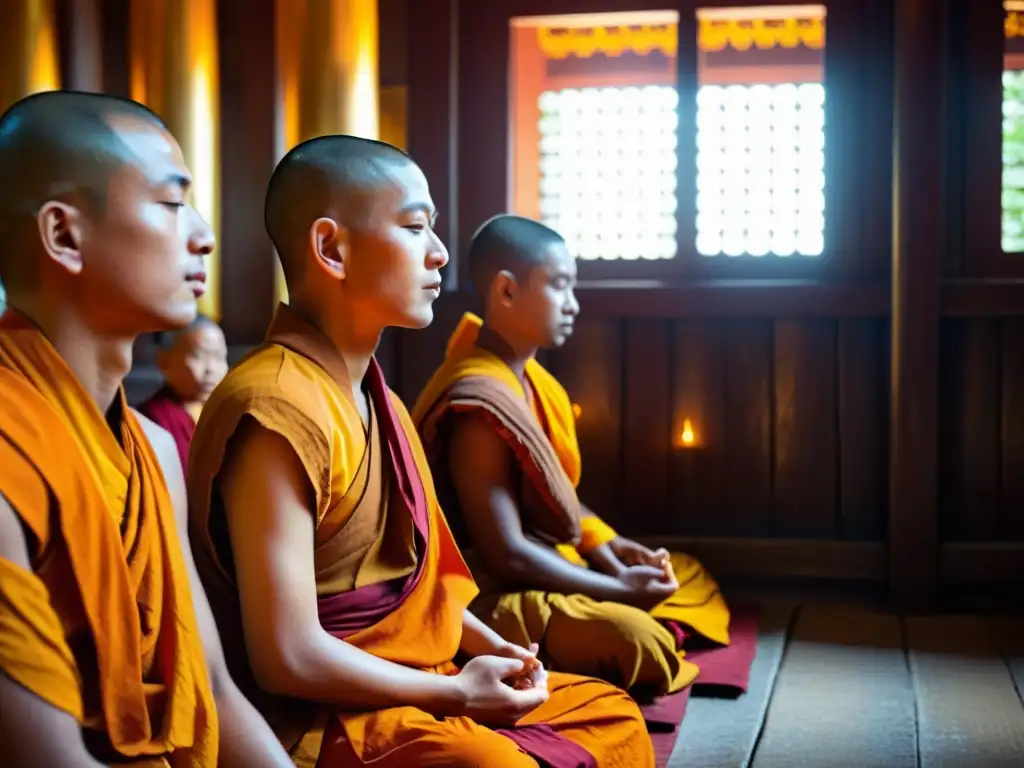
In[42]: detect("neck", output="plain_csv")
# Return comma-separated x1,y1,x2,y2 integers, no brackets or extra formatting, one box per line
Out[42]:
12,301,134,414
289,298,380,392
476,323,536,382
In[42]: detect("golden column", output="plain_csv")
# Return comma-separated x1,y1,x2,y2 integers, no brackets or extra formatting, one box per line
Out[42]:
130,0,221,320
275,0,379,303
0,0,60,313
0,0,61,113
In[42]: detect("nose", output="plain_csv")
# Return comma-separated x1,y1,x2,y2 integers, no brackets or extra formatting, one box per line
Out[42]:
427,230,449,270
188,206,216,257
566,289,580,316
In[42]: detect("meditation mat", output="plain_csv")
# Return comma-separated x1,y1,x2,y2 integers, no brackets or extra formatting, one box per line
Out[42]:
644,602,762,767
909,615,1024,768
751,605,917,768
668,601,793,768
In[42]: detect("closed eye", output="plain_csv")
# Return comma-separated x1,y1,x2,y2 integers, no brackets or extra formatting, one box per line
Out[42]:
162,202,185,209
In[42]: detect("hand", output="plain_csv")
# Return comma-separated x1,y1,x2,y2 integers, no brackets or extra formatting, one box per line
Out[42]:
611,538,671,575
618,564,679,610
454,655,551,725
492,642,548,691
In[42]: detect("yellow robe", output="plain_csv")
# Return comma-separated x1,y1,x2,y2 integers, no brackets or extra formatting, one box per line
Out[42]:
0,312,217,766
187,304,654,768
412,312,731,696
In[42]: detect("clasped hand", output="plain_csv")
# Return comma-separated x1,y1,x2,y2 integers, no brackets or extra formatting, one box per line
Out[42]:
454,642,549,725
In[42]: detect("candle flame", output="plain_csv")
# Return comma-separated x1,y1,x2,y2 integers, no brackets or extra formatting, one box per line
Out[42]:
681,419,695,446
572,403,582,419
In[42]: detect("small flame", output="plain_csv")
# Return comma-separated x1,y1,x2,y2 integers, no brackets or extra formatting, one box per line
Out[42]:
681,419,695,446
572,403,582,419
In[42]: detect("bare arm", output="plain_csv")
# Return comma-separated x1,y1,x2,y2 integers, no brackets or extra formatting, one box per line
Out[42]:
217,419,467,716
0,495,104,768
576,503,628,577
134,412,293,767
447,413,632,602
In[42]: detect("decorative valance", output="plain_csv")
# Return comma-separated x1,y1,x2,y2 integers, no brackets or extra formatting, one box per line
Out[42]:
537,17,825,60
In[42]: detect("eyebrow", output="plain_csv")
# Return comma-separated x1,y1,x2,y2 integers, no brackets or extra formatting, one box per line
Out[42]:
157,172,191,192
400,202,438,224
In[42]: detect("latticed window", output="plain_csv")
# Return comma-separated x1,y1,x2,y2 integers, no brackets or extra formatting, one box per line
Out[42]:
510,6,827,264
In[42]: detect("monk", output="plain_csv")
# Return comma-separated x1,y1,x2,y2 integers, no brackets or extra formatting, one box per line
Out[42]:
187,135,654,767
140,314,229,472
411,214,732,698
0,91,293,767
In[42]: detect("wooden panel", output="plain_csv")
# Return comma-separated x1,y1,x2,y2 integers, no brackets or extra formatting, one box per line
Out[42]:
669,320,724,537
721,320,773,536
545,319,623,527
773,320,838,538
99,0,129,97
217,0,277,345
837,319,888,539
1001,318,1024,540
621,320,670,536
941,318,1000,541
55,0,103,92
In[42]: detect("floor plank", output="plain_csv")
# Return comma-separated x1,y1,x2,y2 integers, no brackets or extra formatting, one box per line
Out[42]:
750,605,917,767
668,601,794,768
909,616,1024,767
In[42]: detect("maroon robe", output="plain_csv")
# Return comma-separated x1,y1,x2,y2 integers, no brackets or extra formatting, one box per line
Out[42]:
138,386,195,473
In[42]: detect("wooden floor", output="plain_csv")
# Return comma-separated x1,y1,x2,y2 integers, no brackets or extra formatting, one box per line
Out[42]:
669,601,1024,767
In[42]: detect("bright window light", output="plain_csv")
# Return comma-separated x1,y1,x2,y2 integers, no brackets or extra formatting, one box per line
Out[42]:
1004,69,1024,253
538,86,680,261
537,82,826,260
696,82,826,258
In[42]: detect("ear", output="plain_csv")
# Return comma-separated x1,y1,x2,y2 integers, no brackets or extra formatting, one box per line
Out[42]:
309,217,349,281
492,269,519,309
36,202,86,276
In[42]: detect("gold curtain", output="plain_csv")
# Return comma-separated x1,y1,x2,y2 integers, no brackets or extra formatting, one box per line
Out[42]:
130,0,221,320
0,0,60,114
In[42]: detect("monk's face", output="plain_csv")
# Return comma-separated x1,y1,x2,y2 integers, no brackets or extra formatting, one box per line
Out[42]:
159,323,228,402
49,117,214,335
514,242,579,349
343,162,449,329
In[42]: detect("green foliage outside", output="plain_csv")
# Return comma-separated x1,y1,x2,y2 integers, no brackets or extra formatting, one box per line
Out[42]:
1004,69,1024,252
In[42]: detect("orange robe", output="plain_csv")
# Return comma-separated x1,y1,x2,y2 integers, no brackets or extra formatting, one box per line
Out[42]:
412,312,732,697
0,311,217,766
187,304,654,768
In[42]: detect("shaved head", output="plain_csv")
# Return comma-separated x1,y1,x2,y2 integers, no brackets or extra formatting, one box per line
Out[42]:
157,312,218,350
467,214,567,301
0,90,166,289
264,134,418,288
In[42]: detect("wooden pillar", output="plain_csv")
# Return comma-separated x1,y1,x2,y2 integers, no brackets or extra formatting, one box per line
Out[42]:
889,0,947,611
217,0,277,345
54,0,103,92
275,0,379,303
0,0,61,113
129,0,221,320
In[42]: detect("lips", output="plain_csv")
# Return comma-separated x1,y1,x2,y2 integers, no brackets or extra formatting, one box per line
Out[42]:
187,271,208,298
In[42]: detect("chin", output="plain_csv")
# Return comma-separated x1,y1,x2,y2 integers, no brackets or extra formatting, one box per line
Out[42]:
157,299,199,331
399,306,435,330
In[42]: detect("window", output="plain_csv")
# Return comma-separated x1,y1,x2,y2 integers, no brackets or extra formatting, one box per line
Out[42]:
695,6,826,259
510,11,680,262
509,6,827,265
1005,2,1024,253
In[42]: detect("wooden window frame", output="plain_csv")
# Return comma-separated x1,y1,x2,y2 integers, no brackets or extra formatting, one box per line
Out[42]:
440,0,893,289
